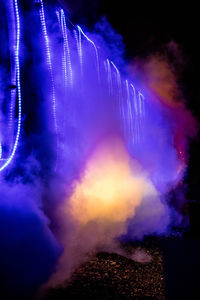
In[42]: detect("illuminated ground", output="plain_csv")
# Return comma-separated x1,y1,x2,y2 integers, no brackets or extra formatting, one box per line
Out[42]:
42,233,200,299
44,238,165,299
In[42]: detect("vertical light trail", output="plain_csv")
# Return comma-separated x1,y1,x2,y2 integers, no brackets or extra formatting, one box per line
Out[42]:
60,9,73,87
139,92,145,142
56,10,67,88
6,1,17,153
0,142,2,159
9,88,16,142
0,0,22,172
130,84,138,116
126,80,134,139
138,91,145,142
138,91,143,115
56,10,60,22
138,91,145,117
110,61,122,97
74,28,83,78
103,60,108,89
110,61,124,120
104,60,107,75
106,59,113,96
77,25,100,83
131,84,139,144
36,0,58,162
109,60,128,131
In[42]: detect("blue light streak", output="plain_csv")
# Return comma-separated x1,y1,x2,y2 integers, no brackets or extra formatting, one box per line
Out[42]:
138,91,145,117
130,84,138,116
77,25,100,82
0,2,146,172
74,28,83,78
36,0,58,156
110,61,123,117
0,0,22,172
130,84,139,143
60,9,73,87
8,89,16,137
126,80,134,138
106,59,113,95
56,10,67,88
110,60,122,97
6,1,17,152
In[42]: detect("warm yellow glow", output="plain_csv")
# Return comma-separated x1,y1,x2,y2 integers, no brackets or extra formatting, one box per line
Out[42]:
46,138,159,287
143,55,181,106
68,138,157,225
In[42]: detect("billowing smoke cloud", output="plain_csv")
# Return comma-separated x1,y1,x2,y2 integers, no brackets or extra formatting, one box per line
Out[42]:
128,52,197,218
44,34,197,289
130,52,197,162
47,137,166,286
0,171,61,298
0,0,197,297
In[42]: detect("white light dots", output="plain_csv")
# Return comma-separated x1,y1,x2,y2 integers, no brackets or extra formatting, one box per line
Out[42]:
0,0,22,172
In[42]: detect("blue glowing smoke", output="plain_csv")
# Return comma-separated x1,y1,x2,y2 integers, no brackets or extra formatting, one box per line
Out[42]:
0,0,197,297
0,0,145,174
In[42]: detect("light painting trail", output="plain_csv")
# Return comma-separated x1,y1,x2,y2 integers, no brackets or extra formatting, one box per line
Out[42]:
57,10,68,88
0,0,145,172
106,59,113,96
0,0,22,172
74,27,83,78
0,0,197,296
77,25,100,83
60,9,73,87
36,0,58,153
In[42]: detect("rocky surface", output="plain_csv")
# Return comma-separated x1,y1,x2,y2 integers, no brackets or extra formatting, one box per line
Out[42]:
44,238,165,299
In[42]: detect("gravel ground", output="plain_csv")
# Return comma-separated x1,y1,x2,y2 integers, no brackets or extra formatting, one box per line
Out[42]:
44,238,165,299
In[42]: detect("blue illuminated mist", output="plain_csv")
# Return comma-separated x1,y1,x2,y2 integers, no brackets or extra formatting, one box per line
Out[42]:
0,0,196,297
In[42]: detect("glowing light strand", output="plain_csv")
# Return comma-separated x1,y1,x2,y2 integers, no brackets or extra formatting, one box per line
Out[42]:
77,25,100,82
138,92,143,115
74,28,83,78
7,1,17,151
0,0,22,172
61,15,145,116
106,59,113,95
60,9,73,87
130,84,139,143
126,80,134,138
138,91,145,117
110,61,121,88
37,0,58,153
130,84,138,116
9,88,16,139
7,2,16,135
110,61,124,121
56,10,67,88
